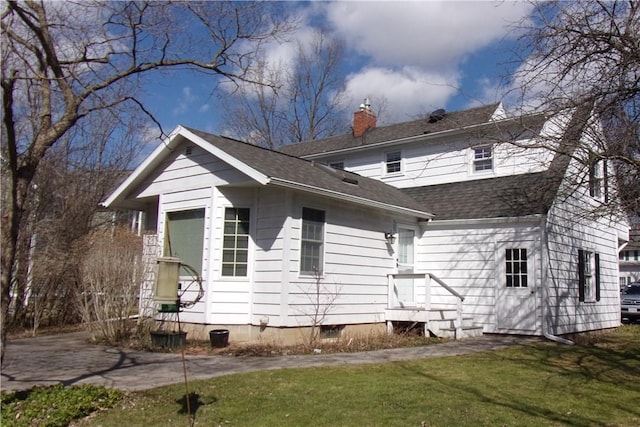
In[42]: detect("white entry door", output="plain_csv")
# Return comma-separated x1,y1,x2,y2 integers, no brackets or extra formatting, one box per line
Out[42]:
396,227,416,306
496,242,538,332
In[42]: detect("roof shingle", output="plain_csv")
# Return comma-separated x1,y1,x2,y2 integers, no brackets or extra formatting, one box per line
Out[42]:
279,103,512,158
185,127,431,217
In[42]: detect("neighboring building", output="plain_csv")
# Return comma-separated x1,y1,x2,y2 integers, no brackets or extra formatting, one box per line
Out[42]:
104,102,629,342
620,220,640,288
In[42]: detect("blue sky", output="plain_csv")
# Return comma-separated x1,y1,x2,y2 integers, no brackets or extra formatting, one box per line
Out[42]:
142,1,534,137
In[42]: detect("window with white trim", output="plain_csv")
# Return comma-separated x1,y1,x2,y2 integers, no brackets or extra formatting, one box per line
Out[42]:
385,151,402,175
300,208,325,275
222,207,250,277
473,145,493,172
578,249,600,303
589,159,607,200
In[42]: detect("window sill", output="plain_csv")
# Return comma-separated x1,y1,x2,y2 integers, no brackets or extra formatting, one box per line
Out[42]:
382,173,403,179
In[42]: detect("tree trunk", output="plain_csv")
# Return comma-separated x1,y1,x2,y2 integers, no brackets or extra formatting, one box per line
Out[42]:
1,172,32,365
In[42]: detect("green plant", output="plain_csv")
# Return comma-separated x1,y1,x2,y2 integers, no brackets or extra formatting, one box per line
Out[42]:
1,384,122,427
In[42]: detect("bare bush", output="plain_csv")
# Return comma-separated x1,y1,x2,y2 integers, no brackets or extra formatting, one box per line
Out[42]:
298,269,342,349
76,227,144,343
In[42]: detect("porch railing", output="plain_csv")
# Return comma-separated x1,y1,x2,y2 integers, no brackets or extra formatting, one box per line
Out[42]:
387,272,465,337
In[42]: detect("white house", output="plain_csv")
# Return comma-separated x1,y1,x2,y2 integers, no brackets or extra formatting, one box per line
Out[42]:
104,102,629,342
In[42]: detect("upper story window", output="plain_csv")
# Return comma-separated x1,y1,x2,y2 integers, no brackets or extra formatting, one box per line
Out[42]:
473,145,493,172
329,161,345,170
589,159,606,200
300,207,325,275
385,151,402,175
222,207,250,277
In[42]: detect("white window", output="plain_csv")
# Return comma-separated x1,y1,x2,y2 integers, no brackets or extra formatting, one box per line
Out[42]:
385,151,402,175
300,208,325,275
473,145,493,172
589,159,605,199
578,249,600,302
221,208,250,277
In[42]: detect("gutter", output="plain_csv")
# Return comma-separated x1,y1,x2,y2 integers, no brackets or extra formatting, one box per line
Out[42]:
540,215,574,345
425,214,545,228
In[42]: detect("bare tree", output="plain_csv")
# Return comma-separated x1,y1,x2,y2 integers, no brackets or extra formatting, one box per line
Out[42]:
511,0,639,216
223,29,349,148
8,108,145,334
0,0,296,363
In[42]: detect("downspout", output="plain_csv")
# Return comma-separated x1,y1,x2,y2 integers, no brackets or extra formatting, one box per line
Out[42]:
541,215,575,345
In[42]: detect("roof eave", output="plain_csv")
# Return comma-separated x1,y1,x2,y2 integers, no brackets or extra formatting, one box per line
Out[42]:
424,214,546,228
270,177,434,220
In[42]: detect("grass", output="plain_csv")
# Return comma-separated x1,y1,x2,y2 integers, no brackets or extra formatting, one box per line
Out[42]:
70,326,640,427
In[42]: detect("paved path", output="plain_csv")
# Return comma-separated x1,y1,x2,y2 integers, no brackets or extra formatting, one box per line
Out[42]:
1,332,537,392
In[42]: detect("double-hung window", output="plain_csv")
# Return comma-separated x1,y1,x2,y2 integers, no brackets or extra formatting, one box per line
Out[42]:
222,208,250,277
385,151,402,175
589,159,606,200
473,145,493,172
578,249,600,302
300,208,325,275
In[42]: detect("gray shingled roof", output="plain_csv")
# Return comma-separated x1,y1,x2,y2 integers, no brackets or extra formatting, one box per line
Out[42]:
279,103,545,158
399,103,596,221
185,127,432,217
401,171,561,221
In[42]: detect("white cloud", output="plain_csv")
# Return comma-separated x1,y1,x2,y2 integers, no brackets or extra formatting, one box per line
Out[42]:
324,1,532,71
173,86,196,116
314,1,533,119
342,66,459,122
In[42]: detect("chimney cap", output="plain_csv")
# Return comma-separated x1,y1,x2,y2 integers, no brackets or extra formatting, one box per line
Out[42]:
359,98,371,111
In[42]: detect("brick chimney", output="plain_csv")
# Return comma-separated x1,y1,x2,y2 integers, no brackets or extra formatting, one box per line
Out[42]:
353,98,376,138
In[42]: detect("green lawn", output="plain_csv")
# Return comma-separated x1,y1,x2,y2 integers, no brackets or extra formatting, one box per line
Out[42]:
79,326,640,426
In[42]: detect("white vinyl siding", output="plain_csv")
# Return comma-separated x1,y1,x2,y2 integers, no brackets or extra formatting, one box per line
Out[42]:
334,136,552,188
421,222,541,334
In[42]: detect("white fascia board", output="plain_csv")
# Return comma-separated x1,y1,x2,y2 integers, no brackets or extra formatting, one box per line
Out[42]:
102,128,182,208
270,177,434,220
178,127,270,185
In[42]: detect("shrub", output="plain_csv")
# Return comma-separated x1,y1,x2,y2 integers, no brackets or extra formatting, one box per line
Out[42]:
76,227,145,344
